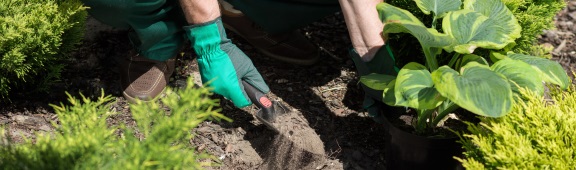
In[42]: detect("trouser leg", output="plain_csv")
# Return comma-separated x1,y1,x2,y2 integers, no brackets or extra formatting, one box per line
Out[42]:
224,0,340,33
82,0,186,61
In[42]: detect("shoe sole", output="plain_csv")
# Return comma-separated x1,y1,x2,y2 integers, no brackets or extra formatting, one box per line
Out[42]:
123,88,166,104
123,91,152,104
223,23,320,66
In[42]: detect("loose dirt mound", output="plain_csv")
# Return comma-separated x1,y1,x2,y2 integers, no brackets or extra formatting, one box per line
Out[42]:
273,109,326,155
195,98,343,170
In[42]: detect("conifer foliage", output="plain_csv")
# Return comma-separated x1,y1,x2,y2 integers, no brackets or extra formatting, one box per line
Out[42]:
0,0,87,99
458,85,576,169
502,0,566,54
0,78,229,169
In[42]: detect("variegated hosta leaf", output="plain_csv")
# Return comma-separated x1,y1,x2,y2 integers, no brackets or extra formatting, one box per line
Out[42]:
508,53,571,89
377,3,454,48
443,0,521,54
491,58,544,96
382,79,398,106
490,51,507,63
360,73,396,90
432,62,512,117
384,23,454,48
394,62,445,110
463,0,521,46
464,0,519,27
455,54,488,69
377,3,424,23
442,10,488,53
414,0,462,18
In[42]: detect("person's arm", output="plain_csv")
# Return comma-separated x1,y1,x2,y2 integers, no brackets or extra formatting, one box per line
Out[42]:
179,0,221,24
339,0,385,62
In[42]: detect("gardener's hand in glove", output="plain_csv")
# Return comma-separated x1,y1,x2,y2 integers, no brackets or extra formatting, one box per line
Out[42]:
350,44,399,100
350,44,399,122
184,18,270,108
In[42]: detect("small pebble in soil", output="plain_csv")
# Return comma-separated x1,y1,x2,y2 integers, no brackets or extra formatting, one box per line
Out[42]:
334,108,345,116
341,70,348,77
569,2,576,11
276,79,289,83
225,144,234,154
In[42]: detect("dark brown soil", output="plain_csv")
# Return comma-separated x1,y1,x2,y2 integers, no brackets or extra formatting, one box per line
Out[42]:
2,1,575,169
540,0,576,79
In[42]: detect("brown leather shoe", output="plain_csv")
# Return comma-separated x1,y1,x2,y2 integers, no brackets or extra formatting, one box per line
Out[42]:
120,52,175,103
219,1,320,66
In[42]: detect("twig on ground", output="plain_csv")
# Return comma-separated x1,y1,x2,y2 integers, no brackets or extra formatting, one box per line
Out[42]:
319,46,344,61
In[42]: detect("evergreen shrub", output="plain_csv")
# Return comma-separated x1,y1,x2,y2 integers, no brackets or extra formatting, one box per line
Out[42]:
457,85,576,169
502,0,566,55
0,78,230,169
0,0,87,99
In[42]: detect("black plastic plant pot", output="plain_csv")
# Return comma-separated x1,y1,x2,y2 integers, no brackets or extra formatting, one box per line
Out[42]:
382,114,464,170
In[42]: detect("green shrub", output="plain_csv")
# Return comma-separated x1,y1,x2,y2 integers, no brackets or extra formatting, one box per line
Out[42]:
502,0,566,55
457,85,576,169
0,0,87,99
0,78,230,169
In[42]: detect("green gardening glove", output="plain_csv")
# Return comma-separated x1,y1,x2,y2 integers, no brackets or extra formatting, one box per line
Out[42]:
350,44,399,123
350,44,399,100
184,18,270,108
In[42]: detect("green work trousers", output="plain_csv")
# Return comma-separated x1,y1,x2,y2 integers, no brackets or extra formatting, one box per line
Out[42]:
83,0,339,61
224,0,340,33
83,0,187,61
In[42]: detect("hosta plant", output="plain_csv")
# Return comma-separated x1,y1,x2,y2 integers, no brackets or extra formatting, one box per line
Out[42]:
385,0,566,59
361,0,571,134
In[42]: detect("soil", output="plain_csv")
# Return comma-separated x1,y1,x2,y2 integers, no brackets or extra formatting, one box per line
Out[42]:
1,1,575,169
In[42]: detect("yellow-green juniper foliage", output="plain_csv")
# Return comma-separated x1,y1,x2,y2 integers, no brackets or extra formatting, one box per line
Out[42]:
0,0,86,99
502,0,566,55
458,85,576,169
0,78,230,169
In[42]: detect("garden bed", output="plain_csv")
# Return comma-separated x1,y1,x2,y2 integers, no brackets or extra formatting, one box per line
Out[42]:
1,1,575,169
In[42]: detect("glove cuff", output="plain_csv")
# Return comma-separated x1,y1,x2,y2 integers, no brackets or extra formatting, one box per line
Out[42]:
183,17,231,57
349,44,399,77
184,17,221,28
350,48,371,76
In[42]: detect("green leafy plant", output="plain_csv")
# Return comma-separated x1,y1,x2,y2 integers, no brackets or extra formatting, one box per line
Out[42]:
0,78,230,169
457,85,576,169
361,0,571,134
385,0,565,64
0,0,86,100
